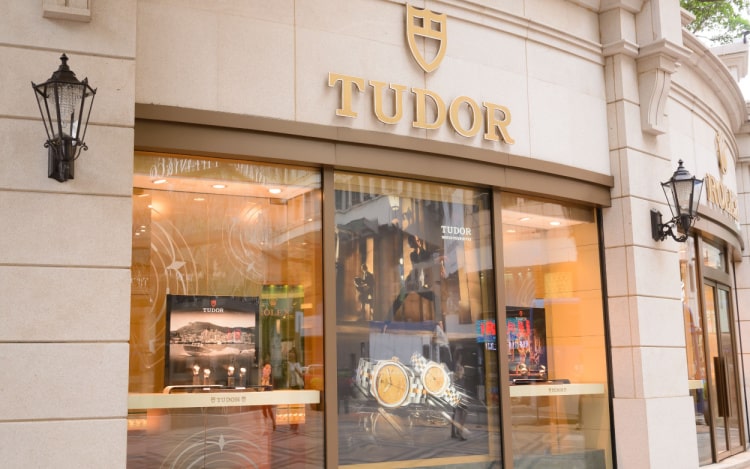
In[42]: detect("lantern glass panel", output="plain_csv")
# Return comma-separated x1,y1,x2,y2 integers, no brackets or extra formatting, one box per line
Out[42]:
673,178,695,215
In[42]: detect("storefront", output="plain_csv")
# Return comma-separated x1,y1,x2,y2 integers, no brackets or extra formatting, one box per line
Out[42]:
127,118,613,467
126,6,616,466
3,1,750,469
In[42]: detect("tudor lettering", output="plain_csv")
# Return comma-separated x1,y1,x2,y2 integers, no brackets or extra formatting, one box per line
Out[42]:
328,72,514,144
441,225,472,240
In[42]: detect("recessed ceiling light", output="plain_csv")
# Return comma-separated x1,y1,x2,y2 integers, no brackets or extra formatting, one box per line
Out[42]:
550,221,561,226
212,184,227,189
507,229,516,233
519,217,531,222
194,197,206,202
269,188,282,194
152,179,167,184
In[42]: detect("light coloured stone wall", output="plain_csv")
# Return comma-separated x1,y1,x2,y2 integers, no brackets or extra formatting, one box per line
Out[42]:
736,143,750,465
0,1,136,468
601,2,706,468
135,0,611,175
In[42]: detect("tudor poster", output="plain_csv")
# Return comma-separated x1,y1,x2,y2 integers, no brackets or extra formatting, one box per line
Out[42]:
165,295,259,387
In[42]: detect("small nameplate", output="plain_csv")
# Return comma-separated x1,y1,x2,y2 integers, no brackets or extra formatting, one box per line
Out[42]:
209,395,249,405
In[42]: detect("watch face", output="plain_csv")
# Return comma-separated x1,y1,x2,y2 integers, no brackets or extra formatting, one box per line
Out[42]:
422,363,449,396
372,362,410,408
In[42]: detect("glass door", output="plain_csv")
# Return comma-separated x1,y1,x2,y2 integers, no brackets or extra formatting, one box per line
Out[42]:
704,281,743,461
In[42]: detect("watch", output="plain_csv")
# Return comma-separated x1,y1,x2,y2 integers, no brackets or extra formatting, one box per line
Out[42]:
411,353,461,407
357,357,425,408
411,353,450,398
372,359,412,408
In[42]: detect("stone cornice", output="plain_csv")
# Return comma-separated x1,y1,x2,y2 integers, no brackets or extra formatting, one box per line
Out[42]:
599,0,644,14
681,32,747,131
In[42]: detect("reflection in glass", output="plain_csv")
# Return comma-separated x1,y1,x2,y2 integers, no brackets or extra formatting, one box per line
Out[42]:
702,241,725,272
705,282,743,459
680,238,711,465
705,286,726,455
334,172,501,468
717,288,742,450
502,194,612,468
128,152,323,468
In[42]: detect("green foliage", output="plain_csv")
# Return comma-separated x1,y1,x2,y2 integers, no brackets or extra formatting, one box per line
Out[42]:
681,0,750,44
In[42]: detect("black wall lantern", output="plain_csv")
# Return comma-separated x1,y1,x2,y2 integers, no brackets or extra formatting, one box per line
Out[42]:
32,54,96,182
651,160,704,242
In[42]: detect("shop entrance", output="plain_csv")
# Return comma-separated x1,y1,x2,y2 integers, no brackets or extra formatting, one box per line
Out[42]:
681,237,745,465
704,281,744,461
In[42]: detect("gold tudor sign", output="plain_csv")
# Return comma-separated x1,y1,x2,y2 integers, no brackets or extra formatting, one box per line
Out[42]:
327,4,515,145
406,4,447,73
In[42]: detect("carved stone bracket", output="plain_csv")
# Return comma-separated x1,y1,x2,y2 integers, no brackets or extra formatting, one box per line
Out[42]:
636,39,691,135
43,0,91,22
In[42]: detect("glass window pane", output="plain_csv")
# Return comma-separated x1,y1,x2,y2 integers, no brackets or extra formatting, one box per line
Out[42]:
334,172,501,468
702,241,725,271
128,152,323,467
502,194,612,468
680,238,711,465
704,285,728,454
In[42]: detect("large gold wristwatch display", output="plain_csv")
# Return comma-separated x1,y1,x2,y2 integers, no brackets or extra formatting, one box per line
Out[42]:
410,353,462,407
410,353,448,397
357,358,426,408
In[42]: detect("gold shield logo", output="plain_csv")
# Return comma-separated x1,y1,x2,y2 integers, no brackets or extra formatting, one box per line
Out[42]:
406,4,447,73
715,132,728,175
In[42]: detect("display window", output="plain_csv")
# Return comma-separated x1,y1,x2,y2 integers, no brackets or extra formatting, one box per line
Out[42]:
501,194,612,468
333,172,502,467
128,152,323,467
126,152,616,468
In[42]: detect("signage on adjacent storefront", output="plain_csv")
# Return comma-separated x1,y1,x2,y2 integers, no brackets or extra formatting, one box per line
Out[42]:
705,174,739,222
327,4,515,145
705,133,740,222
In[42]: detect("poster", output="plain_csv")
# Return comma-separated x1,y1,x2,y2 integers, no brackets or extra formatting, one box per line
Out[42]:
165,295,259,388
506,307,548,381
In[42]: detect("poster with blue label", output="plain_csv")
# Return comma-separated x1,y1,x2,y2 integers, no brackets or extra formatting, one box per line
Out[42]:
507,307,548,382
